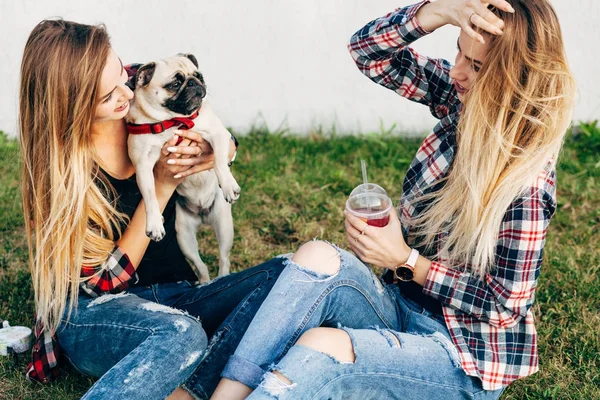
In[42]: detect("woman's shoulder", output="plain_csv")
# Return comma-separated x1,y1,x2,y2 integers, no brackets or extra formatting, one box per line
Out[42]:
533,160,557,196
515,160,557,212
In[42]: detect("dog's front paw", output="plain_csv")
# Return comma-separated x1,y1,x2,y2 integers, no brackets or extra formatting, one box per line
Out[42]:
146,219,166,242
220,180,241,204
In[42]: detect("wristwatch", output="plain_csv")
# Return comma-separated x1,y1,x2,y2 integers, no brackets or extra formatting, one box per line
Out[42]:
394,248,419,282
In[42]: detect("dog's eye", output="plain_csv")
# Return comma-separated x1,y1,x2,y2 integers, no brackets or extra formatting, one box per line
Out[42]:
166,81,181,91
193,72,204,83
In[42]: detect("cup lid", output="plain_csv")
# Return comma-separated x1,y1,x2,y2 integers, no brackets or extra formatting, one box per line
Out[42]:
346,192,392,219
349,183,388,197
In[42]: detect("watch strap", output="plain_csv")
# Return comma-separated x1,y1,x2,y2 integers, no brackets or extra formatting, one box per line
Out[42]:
405,248,419,268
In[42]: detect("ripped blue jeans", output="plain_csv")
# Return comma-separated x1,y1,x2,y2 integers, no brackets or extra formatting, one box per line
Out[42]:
222,245,504,400
56,257,285,400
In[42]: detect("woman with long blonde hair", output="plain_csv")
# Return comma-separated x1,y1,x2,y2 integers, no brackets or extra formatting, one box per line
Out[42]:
211,0,575,398
20,19,285,399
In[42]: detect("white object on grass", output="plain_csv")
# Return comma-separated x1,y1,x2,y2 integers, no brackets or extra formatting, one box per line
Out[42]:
0,323,33,355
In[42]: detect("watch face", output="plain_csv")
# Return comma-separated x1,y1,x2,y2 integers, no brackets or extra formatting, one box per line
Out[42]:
395,266,414,282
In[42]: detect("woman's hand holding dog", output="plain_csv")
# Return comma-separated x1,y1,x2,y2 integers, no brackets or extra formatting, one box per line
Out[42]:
161,129,237,179
153,135,188,197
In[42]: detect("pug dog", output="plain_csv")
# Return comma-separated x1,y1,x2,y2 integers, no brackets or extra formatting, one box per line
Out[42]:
125,54,240,283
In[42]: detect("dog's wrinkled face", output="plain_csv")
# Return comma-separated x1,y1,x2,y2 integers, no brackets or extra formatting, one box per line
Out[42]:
130,54,206,118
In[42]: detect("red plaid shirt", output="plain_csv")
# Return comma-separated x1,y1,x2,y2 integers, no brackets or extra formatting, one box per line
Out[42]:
26,247,136,383
348,1,556,390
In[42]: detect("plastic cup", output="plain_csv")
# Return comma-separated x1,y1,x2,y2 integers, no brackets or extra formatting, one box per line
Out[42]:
345,191,392,227
349,183,388,197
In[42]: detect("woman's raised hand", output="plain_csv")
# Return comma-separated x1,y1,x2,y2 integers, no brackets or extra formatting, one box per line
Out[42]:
418,0,514,43
443,0,514,42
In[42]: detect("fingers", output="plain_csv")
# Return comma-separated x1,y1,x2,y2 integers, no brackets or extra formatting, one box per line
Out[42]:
487,0,515,13
166,143,203,157
344,216,373,246
345,230,374,263
172,129,205,143
462,0,513,42
162,135,179,156
173,130,214,153
344,219,361,242
167,153,215,166
478,6,505,30
462,22,485,44
470,12,503,36
174,161,215,179
344,210,367,230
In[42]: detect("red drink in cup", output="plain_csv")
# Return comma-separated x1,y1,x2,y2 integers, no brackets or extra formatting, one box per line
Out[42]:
345,192,392,227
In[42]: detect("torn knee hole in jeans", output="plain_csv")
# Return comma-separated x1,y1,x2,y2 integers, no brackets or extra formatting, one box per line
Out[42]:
429,331,461,368
375,327,402,348
260,370,296,396
284,257,340,283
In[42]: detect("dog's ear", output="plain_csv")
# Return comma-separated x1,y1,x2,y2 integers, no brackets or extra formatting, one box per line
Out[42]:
179,53,198,68
136,62,156,88
125,77,135,90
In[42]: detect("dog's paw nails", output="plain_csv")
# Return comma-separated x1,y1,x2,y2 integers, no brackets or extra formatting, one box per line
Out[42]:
231,187,241,202
225,193,239,204
221,183,241,204
146,225,166,242
199,275,211,284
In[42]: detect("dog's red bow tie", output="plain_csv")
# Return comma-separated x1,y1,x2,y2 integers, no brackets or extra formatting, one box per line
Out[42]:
126,109,200,145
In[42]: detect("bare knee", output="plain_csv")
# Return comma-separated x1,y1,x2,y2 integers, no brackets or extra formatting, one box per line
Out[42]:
295,327,355,363
292,241,340,275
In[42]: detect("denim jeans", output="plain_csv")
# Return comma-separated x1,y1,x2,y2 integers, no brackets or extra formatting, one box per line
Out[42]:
57,257,285,400
222,246,505,400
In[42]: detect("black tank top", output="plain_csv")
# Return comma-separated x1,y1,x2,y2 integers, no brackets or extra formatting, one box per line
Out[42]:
100,169,197,286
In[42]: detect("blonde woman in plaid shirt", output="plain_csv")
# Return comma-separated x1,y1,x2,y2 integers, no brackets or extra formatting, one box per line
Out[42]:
213,0,575,398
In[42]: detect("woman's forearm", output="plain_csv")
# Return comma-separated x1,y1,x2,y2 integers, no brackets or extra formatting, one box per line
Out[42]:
411,254,434,286
415,0,450,32
116,185,175,268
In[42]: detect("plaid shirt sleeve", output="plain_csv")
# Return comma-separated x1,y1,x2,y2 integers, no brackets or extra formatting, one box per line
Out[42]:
347,1,457,119
422,169,557,328
25,320,60,384
79,246,137,297
26,246,136,383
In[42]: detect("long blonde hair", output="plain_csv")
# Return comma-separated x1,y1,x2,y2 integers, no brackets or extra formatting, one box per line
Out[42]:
19,20,125,333
411,0,576,276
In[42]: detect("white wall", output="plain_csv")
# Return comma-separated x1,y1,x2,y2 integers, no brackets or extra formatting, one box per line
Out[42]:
1,0,598,137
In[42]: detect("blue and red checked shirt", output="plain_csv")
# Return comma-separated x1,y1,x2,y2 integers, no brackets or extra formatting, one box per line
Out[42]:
26,247,137,383
348,1,557,390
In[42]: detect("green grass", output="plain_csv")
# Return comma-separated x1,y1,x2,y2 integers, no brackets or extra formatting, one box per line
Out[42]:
0,123,599,399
